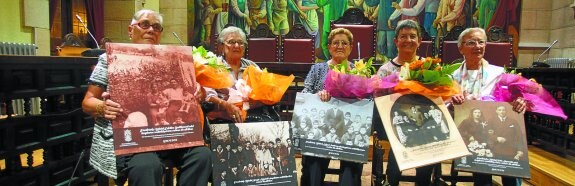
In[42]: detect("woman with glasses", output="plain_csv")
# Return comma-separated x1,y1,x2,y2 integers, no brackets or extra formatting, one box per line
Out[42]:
300,28,364,186
81,9,213,185
205,26,278,124
451,27,526,186
374,19,438,186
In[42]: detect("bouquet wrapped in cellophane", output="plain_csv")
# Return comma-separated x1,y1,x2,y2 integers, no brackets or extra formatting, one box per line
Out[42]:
324,58,397,98
192,46,234,89
243,65,295,105
490,73,567,119
394,57,461,100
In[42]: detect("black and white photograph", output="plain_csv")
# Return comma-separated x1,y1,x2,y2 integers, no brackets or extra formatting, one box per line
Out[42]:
209,121,297,186
291,92,374,163
107,43,204,155
375,93,469,171
453,100,531,178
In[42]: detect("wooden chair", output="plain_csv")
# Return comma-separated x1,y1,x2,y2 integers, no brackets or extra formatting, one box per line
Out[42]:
246,24,279,62
417,37,436,58
281,24,315,63
331,8,376,60
439,37,513,67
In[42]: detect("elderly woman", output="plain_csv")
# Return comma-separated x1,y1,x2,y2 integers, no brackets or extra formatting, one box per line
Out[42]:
81,9,212,185
374,19,439,186
451,27,526,186
299,28,363,186
206,26,278,123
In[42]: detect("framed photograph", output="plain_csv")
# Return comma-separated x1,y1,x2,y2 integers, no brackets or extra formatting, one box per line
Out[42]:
453,100,530,178
375,93,469,171
107,43,204,155
291,93,374,163
209,121,297,186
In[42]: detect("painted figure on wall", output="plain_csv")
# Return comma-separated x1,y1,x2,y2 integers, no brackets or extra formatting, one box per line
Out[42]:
202,0,216,45
476,0,498,29
488,0,520,56
366,0,398,60
350,0,379,22
296,0,321,49
389,0,439,37
249,0,269,28
390,0,423,22
229,0,252,34
433,0,466,36
317,0,348,59
267,0,305,35
204,0,229,44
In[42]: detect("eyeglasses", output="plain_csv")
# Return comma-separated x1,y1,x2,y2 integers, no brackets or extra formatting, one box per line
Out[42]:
132,21,163,32
464,40,486,47
225,40,246,46
330,40,350,47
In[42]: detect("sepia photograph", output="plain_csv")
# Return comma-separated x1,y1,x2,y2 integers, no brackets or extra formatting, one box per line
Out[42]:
291,93,374,163
209,121,297,186
107,43,204,155
375,93,469,171
453,100,530,178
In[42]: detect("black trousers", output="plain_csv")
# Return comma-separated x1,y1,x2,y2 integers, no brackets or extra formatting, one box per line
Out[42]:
116,146,213,186
473,173,519,186
372,106,438,186
300,155,364,186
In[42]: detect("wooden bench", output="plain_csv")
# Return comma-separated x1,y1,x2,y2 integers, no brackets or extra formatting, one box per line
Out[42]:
527,146,575,186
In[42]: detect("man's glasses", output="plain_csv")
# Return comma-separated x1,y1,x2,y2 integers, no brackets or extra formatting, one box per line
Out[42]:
330,40,350,47
225,40,246,46
133,21,163,32
464,40,486,47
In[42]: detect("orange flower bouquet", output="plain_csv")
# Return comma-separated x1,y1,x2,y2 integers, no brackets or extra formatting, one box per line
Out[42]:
242,65,295,105
394,57,462,99
192,46,234,89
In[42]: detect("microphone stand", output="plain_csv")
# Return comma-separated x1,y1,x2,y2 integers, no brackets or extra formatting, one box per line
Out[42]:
532,40,558,67
172,32,186,46
75,14,100,49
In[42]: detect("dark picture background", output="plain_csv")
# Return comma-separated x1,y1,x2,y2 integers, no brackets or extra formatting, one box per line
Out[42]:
291,93,374,162
209,121,296,186
453,100,530,178
389,94,451,147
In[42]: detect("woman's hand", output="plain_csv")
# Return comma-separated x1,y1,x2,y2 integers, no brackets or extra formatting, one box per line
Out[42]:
451,94,465,105
223,102,244,123
511,97,527,113
101,92,123,120
317,90,331,102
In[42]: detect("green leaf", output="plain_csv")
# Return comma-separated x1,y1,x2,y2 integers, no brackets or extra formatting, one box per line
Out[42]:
423,60,432,70
423,70,440,83
437,76,453,86
441,63,462,75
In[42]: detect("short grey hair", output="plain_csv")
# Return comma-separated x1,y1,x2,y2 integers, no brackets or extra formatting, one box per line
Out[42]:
457,28,487,48
395,19,422,39
217,26,247,45
132,9,163,25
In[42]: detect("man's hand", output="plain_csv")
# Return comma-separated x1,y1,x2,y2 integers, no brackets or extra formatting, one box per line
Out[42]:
388,19,394,29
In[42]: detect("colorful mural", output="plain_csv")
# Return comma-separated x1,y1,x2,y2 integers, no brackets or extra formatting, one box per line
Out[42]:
188,0,521,61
